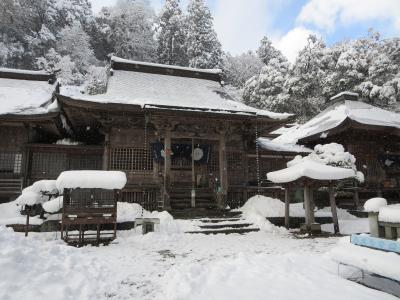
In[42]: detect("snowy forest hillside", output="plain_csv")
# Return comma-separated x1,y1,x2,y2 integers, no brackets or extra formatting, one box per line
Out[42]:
1,0,399,121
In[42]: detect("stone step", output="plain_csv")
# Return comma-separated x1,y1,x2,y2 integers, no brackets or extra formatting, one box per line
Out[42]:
186,228,260,235
199,218,242,223
199,223,253,229
170,209,241,219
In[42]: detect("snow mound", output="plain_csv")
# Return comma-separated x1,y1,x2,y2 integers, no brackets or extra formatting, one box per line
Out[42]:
379,204,400,223
16,180,58,206
56,170,127,190
42,196,63,213
117,202,179,234
238,195,357,220
0,226,110,299
0,201,42,226
364,197,387,213
158,251,394,300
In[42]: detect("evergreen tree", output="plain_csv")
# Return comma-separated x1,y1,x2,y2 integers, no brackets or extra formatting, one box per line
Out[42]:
97,0,157,62
242,37,290,113
156,0,188,66
185,0,222,69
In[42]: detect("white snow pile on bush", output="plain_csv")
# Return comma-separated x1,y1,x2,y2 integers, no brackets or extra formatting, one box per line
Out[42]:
158,251,394,300
364,197,387,213
379,204,400,223
15,180,58,206
238,195,356,220
0,226,110,300
42,196,63,213
117,202,180,234
268,143,364,183
330,236,400,282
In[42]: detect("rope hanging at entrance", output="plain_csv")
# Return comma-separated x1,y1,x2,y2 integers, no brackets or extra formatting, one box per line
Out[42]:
255,115,261,193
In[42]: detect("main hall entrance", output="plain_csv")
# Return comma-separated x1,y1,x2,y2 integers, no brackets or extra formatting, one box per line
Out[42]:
152,138,218,209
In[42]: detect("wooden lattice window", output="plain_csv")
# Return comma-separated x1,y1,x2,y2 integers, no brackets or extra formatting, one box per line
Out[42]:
110,148,153,171
207,151,219,173
0,152,22,174
227,151,244,171
31,152,67,177
122,189,159,211
70,154,102,170
66,188,115,208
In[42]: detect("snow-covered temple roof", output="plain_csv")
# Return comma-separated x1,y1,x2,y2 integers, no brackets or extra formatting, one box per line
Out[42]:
0,68,58,116
64,57,291,120
276,94,400,143
258,137,312,153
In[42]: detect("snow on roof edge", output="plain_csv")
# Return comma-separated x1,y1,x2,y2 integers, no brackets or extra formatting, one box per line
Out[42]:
330,91,359,101
258,138,312,153
111,56,222,75
0,67,51,77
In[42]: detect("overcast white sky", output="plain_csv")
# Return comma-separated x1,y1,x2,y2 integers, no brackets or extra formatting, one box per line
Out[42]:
89,0,400,63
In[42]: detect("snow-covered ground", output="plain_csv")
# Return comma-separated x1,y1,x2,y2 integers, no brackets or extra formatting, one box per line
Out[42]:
0,222,396,300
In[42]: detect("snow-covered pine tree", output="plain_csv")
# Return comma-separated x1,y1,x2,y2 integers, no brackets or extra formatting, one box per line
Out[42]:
97,0,157,62
222,51,263,89
285,34,327,120
185,0,222,69
242,37,290,112
156,0,188,66
57,21,97,74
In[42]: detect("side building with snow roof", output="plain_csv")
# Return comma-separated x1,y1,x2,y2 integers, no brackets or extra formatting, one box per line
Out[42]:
0,57,293,212
273,91,400,206
0,68,64,202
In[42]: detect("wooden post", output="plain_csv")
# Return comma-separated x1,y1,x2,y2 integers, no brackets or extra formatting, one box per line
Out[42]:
284,186,290,229
329,186,340,234
191,138,195,208
25,206,30,237
218,130,228,208
353,181,360,209
164,128,172,210
102,132,110,170
309,187,315,224
304,184,312,230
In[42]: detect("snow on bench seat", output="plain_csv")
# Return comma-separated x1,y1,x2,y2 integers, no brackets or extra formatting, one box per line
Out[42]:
330,237,400,282
379,204,400,224
56,171,127,190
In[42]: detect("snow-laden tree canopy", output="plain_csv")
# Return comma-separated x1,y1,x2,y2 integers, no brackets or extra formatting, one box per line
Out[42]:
243,31,400,121
185,0,222,69
156,0,188,66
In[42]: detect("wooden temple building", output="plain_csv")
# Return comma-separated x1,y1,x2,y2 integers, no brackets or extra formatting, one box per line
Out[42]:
0,58,292,211
272,92,400,206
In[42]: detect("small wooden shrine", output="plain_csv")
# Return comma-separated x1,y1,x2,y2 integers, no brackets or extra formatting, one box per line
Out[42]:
267,160,359,233
58,170,127,245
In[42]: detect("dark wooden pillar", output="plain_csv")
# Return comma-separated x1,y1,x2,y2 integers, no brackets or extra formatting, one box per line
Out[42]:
218,130,228,208
102,132,110,170
304,184,314,229
284,186,290,229
163,128,172,210
329,186,340,234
